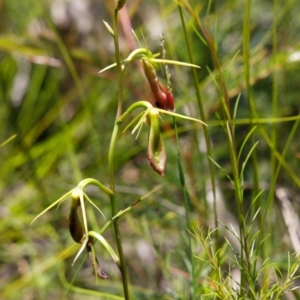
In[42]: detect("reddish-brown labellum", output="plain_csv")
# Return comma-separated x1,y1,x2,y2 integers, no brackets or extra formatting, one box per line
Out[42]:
141,59,174,112
157,81,174,111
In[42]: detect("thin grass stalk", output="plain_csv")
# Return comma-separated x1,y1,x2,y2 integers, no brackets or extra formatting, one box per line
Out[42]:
241,0,258,269
268,0,279,251
243,0,260,208
177,3,218,233
258,126,300,188
173,116,196,298
44,16,103,175
178,3,251,295
241,2,298,289
264,116,300,242
242,0,264,292
271,0,279,171
188,6,252,295
207,116,300,126
199,4,258,295
59,110,82,183
62,253,87,299
226,122,249,298
46,16,85,101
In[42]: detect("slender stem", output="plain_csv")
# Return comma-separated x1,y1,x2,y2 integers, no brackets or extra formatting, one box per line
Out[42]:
107,7,130,300
241,0,253,292
243,0,263,289
269,0,278,250
179,2,251,295
177,2,218,234
113,10,124,120
108,124,119,191
173,116,196,298
109,102,130,297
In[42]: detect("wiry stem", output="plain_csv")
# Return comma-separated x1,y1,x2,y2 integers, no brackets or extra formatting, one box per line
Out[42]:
174,116,196,298
113,10,124,120
107,5,130,300
177,4,218,233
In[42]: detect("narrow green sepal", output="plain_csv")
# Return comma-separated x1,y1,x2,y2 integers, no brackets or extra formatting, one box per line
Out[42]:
147,109,167,176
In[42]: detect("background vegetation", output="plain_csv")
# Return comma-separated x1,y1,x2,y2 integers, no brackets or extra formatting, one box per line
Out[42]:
1,0,300,299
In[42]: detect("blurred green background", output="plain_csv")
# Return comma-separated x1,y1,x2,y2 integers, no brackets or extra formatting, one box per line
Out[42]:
1,0,300,299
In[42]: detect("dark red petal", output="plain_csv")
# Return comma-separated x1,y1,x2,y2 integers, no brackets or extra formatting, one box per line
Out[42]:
157,82,174,111
68,197,84,243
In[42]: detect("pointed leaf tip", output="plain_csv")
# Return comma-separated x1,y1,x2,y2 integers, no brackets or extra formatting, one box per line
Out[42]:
103,20,114,36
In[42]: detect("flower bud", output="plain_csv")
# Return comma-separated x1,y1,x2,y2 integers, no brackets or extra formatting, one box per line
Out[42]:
68,191,84,243
141,59,174,112
116,0,127,11
147,109,167,176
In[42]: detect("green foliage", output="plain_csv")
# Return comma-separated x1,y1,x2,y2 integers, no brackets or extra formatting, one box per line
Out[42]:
1,0,300,299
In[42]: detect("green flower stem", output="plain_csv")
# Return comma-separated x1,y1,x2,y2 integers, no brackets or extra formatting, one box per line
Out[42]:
117,101,152,125
78,178,113,195
126,48,150,61
108,109,130,299
113,10,124,120
108,7,130,300
109,192,129,299
108,124,119,192
116,0,127,11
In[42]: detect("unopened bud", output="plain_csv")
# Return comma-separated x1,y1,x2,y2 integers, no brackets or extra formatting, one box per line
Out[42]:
116,0,127,11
